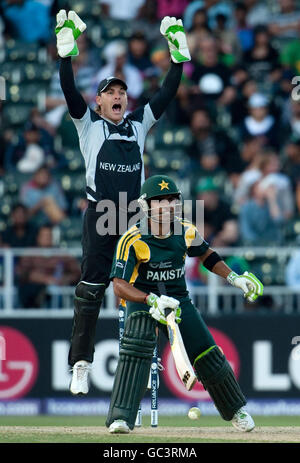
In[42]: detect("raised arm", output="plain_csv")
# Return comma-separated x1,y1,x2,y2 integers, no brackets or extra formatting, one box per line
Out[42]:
55,9,88,119
150,16,191,120
149,62,183,120
59,57,87,119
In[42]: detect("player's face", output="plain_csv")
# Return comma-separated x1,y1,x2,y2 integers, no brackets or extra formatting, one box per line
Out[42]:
96,84,128,123
149,194,181,223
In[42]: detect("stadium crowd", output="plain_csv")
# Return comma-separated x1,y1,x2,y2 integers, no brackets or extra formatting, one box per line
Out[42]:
1,0,300,308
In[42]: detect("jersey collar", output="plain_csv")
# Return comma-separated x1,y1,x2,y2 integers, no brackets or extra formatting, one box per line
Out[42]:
100,115,125,126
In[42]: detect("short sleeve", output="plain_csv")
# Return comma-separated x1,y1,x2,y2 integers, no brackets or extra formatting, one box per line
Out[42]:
71,106,92,139
110,226,141,282
127,103,157,135
110,243,138,282
184,222,210,257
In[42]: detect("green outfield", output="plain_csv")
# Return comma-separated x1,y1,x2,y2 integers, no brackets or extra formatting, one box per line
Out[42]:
0,415,299,443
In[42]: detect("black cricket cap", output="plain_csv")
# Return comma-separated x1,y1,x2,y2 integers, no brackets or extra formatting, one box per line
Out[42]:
97,76,128,95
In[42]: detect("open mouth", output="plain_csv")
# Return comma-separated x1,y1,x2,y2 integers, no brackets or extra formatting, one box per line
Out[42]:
112,104,122,113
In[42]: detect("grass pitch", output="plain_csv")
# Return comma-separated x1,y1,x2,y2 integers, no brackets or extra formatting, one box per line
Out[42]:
0,415,299,444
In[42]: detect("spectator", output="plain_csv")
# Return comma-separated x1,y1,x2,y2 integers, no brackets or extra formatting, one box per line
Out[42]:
100,0,145,20
184,1,234,32
272,69,295,116
194,176,239,247
285,250,300,288
128,31,154,76
234,2,254,52
282,138,300,190
5,121,55,173
244,0,270,28
190,36,236,110
213,13,242,65
267,0,300,41
233,151,265,207
0,204,37,248
17,224,81,308
230,76,259,126
156,0,189,20
93,40,143,111
280,22,300,74
187,108,244,176
3,0,51,43
281,99,300,140
186,8,211,60
20,165,68,226
239,93,280,149
131,0,161,45
239,181,285,245
243,25,281,87
257,151,294,220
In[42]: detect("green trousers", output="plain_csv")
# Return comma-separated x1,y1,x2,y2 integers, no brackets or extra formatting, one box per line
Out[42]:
125,297,215,366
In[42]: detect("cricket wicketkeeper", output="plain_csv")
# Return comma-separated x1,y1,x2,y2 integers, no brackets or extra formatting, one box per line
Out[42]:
106,175,264,434
55,11,191,394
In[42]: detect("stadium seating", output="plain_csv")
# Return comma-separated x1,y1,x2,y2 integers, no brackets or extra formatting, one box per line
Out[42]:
58,216,83,248
3,103,33,129
153,126,193,150
283,216,300,244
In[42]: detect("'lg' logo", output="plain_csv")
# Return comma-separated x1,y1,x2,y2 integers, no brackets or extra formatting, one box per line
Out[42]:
0,327,39,399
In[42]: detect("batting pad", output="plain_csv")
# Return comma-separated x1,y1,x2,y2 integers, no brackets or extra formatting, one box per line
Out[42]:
106,311,157,429
194,345,246,421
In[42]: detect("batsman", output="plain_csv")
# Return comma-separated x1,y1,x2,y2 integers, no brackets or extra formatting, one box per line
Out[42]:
106,175,264,434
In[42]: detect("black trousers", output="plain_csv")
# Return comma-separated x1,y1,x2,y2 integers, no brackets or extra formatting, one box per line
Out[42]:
69,203,128,365
80,203,121,285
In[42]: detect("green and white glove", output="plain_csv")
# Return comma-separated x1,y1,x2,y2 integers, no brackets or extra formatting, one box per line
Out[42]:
160,16,191,64
55,9,86,58
227,271,264,302
146,293,182,325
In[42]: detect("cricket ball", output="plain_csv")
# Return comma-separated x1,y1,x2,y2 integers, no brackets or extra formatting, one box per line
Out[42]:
188,407,201,420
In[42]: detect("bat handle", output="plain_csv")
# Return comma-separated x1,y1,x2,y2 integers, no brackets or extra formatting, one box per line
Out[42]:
164,307,172,317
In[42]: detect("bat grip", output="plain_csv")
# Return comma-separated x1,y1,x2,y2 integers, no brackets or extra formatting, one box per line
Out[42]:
164,307,172,317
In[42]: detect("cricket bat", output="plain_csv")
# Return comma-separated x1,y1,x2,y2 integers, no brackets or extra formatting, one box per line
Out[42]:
157,283,197,391
165,309,197,391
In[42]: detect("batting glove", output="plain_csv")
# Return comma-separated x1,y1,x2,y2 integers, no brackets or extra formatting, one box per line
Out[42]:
55,9,86,58
227,271,264,302
146,293,182,325
160,16,191,64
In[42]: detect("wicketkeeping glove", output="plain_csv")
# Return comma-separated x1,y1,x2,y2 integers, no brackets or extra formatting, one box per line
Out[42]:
160,16,191,64
227,271,264,302
55,9,86,58
146,293,182,325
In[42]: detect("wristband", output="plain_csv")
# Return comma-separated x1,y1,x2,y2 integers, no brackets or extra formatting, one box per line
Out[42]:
202,251,222,271
226,271,239,285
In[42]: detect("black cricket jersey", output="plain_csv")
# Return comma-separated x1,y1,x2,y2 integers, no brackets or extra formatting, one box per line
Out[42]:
59,57,183,206
71,104,156,204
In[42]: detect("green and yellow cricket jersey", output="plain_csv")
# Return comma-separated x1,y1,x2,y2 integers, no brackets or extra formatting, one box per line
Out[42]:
110,218,209,299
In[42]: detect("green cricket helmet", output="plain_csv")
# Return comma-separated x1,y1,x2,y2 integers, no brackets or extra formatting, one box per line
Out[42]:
138,175,182,221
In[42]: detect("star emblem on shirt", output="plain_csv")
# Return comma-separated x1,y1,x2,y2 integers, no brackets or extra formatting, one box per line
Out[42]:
158,180,169,191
